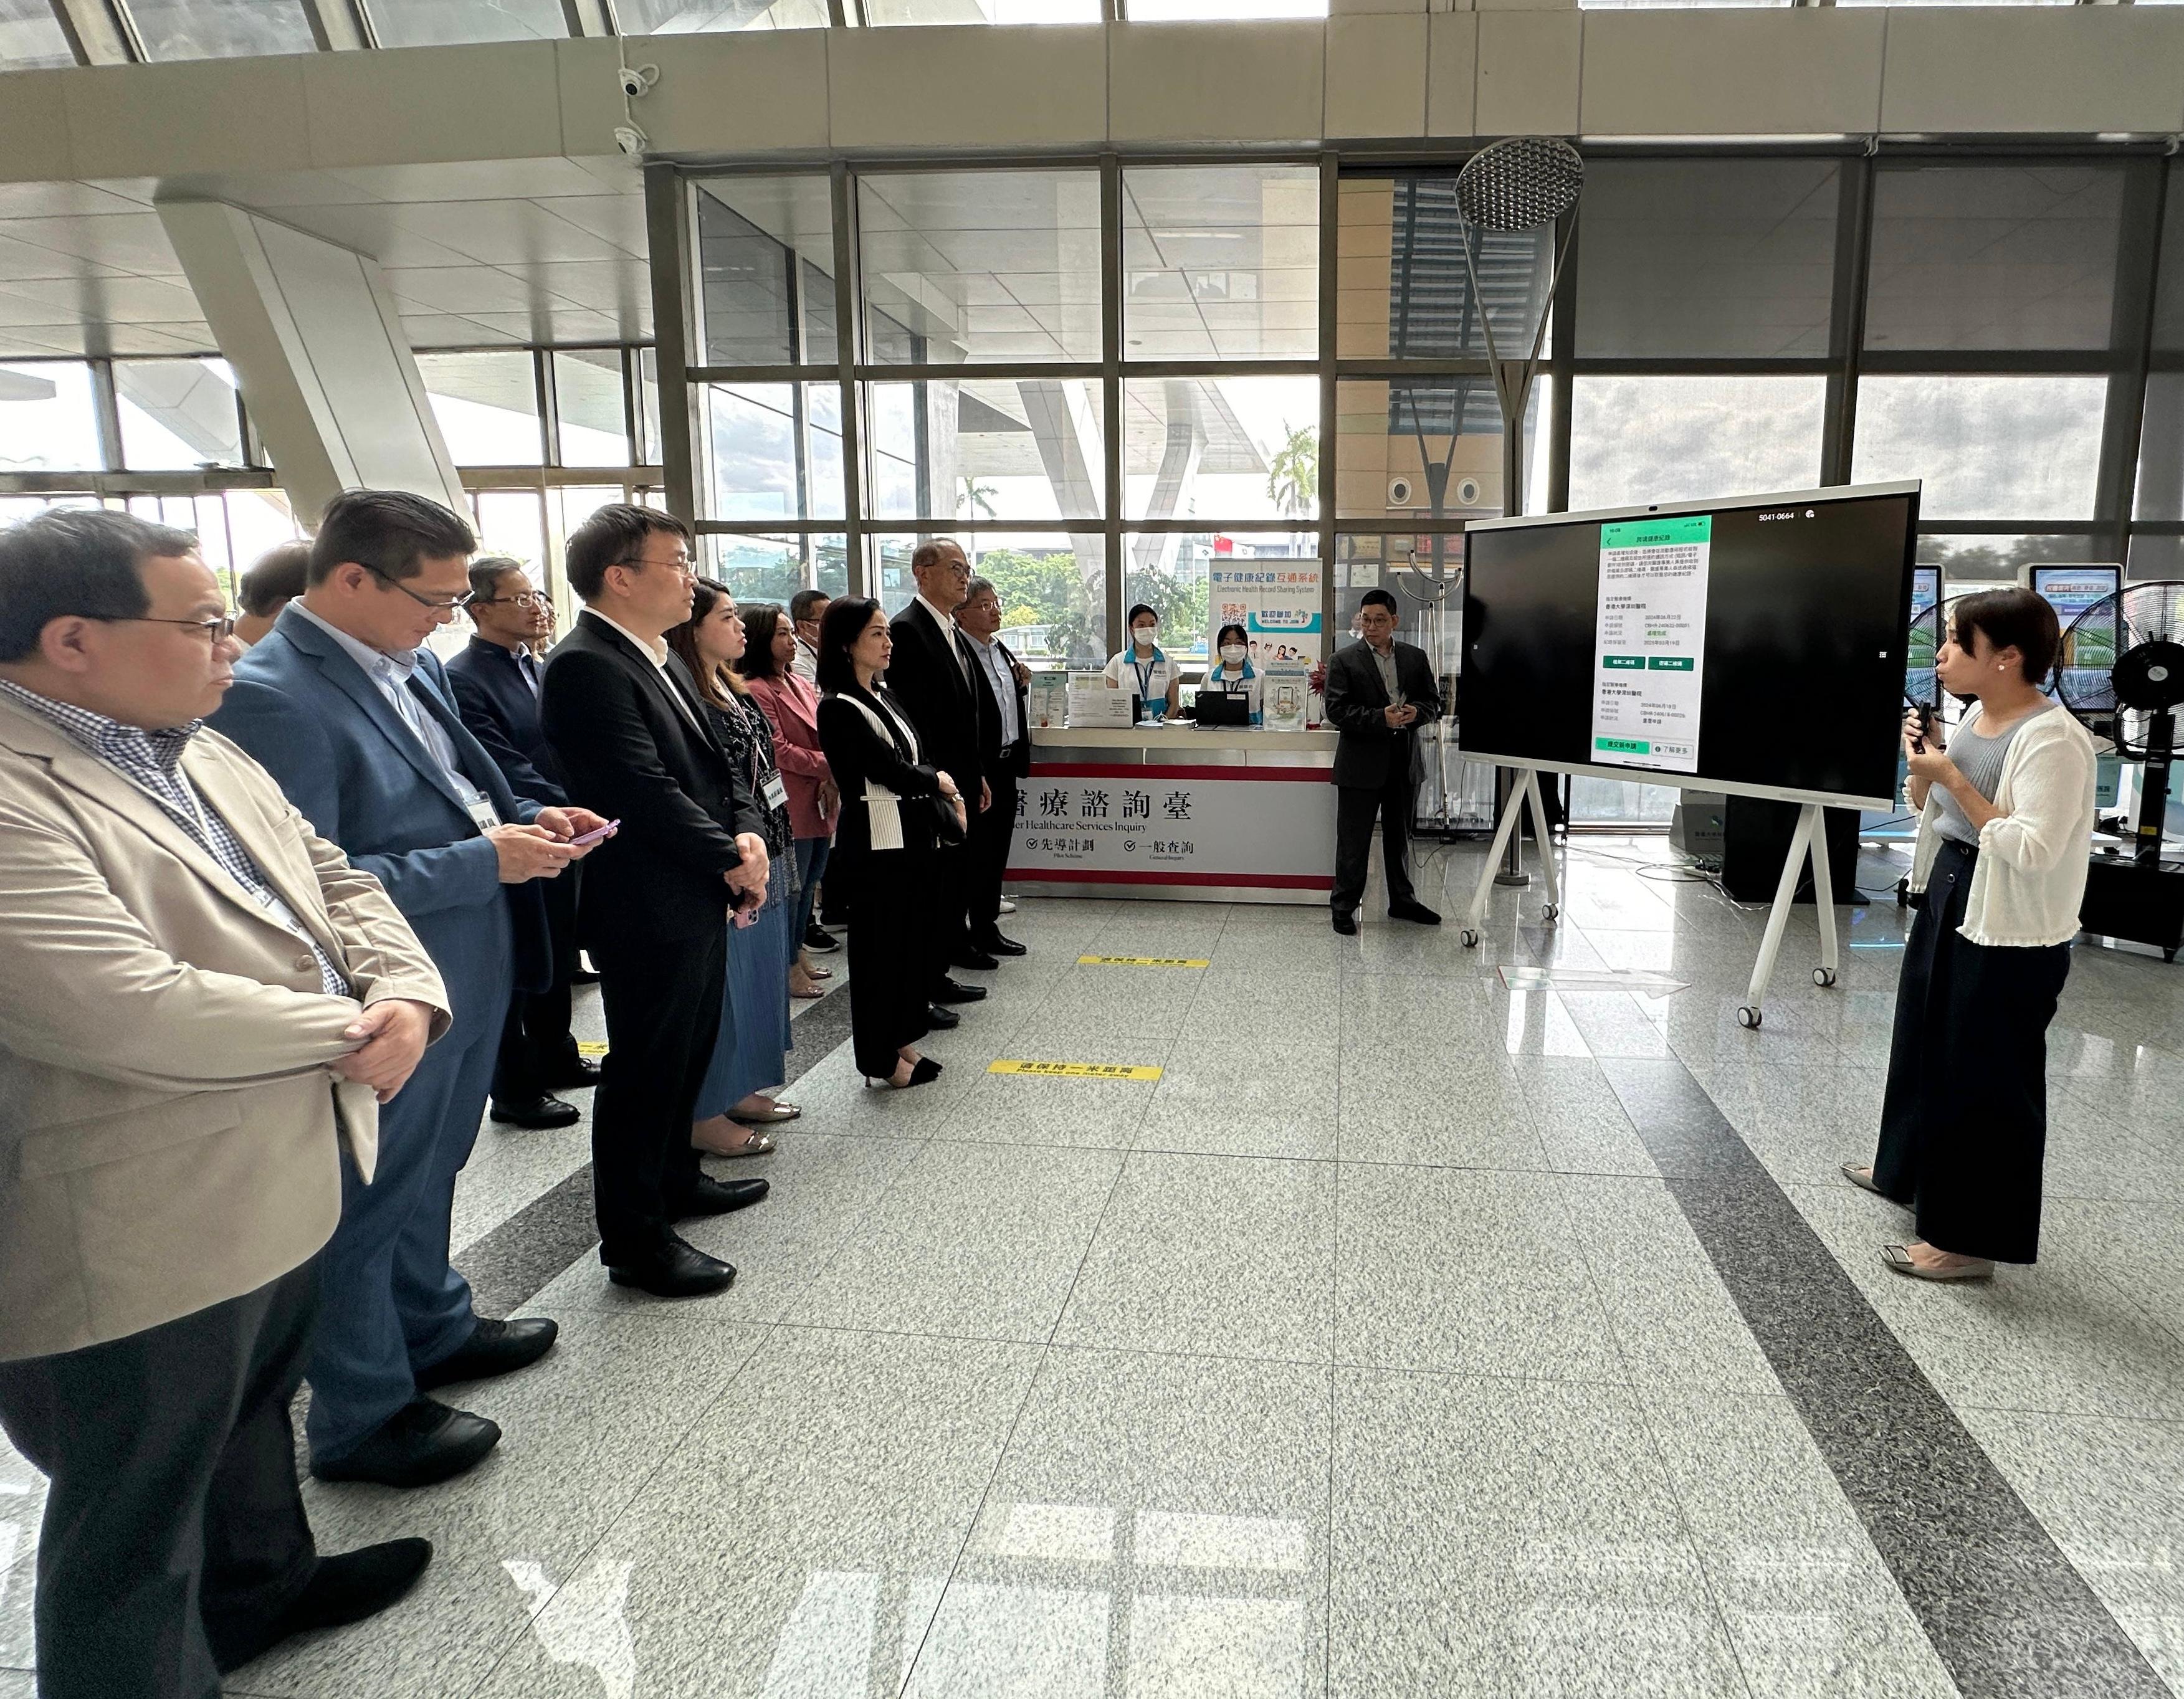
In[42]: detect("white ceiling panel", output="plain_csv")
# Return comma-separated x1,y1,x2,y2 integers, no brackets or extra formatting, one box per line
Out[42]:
399,313,530,348
264,203,483,268
520,259,652,315
383,199,635,266
532,195,651,257
0,275,207,323
384,265,542,315
0,214,183,275
330,158,618,204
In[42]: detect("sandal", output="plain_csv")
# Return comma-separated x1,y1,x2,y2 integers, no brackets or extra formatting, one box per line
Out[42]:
1841,1163,1884,1196
734,1098,801,1125
1881,1244,1994,1282
691,1117,776,1158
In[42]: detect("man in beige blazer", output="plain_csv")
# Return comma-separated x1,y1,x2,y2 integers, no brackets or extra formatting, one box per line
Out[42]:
0,510,452,1699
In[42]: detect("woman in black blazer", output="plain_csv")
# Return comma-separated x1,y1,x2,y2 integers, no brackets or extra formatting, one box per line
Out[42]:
814,597,968,1088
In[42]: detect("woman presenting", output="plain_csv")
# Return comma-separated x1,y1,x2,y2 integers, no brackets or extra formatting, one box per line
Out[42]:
1198,621,1263,726
1102,602,1182,722
814,597,967,1090
1845,588,2096,1281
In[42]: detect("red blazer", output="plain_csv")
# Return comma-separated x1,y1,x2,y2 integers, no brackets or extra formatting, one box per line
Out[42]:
747,672,835,841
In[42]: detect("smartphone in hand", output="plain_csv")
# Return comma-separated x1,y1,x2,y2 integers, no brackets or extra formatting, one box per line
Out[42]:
570,818,620,849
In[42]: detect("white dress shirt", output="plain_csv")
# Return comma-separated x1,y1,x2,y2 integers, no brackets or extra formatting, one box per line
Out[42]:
793,637,819,685
579,606,702,731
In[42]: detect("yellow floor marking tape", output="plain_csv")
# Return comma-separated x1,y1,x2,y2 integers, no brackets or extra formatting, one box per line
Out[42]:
1076,954,1210,968
576,1040,610,1057
988,1059,1164,1082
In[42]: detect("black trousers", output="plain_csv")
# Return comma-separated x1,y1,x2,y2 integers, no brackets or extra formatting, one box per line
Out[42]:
931,842,975,983
0,1260,320,1699
841,846,937,1078
588,921,724,1264
1332,770,1418,916
967,765,1020,943
1874,839,2072,1264
493,874,580,1104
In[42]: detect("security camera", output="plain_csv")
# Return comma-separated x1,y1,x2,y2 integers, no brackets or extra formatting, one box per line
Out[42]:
619,66,647,98
613,125,649,159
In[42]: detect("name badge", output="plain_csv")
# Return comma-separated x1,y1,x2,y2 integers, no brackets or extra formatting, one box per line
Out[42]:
762,773,789,812
464,794,502,832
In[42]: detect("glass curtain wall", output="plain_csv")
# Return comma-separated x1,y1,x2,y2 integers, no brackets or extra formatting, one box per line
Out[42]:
1,346,663,618
676,148,2177,828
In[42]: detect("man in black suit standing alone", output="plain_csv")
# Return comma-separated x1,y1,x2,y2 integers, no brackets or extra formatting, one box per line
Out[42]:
953,574,1029,958
884,538,991,1014
1323,587,1444,935
446,557,594,1132
538,506,771,1298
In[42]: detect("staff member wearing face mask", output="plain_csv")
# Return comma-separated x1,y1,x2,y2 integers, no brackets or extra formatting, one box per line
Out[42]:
1102,603,1181,722
1199,622,1262,726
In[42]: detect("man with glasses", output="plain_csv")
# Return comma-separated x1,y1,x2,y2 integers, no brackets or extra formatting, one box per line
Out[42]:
212,490,611,1490
447,558,594,1132
0,509,451,1697
540,504,773,1299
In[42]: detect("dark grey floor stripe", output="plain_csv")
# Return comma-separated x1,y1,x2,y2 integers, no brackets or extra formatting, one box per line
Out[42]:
459,987,858,1316
1593,1052,2168,1699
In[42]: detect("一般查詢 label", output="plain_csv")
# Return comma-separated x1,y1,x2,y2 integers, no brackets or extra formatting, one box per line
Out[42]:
1590,514,1711,776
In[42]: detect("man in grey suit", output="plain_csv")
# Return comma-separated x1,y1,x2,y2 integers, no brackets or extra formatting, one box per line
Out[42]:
1322,587,1444,935
0,510,449,1698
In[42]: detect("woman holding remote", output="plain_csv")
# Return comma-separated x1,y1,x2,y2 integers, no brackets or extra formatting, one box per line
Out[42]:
1845,587,2096,1281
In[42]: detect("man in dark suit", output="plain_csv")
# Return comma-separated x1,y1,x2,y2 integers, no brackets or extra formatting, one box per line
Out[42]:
1323,587,1444,935
953,574,1029,958
538,505,771,1300
211,490,607,1488
446,558,594,1132
884,538,991,1011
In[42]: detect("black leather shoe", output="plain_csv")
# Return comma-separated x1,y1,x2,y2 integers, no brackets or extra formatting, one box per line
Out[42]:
311,1398,500,1488
545,1054,602,1090
975,933,1028,957
673,1174,770,1218
925,1003,961,1029
1389,899,1442,925
212,1538,434,1673
804,923,841,953
951,946,1001,973
608,1237,735,1298
1332,910,1358,936
934,976,988,1004
412,1316,559,1391
489,1094,581,1130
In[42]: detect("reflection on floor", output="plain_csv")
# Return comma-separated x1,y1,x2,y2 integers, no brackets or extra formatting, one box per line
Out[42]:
2,839,2182,1698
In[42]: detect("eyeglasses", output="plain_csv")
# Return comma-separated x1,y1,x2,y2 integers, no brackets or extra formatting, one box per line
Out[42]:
365,563,473,611
98,614,239,643
613,555,694,578
475,592,547,610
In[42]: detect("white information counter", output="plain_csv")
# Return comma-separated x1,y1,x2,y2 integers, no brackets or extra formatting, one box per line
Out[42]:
1007,724,1339,904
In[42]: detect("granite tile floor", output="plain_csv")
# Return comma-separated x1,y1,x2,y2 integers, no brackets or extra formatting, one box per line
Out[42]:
2,839,2182,1697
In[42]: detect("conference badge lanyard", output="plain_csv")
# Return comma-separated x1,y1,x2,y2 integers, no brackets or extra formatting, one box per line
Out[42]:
741,698,790,815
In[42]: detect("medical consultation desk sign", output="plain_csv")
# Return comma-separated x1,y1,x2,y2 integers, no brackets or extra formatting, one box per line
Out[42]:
1005,761,1336,897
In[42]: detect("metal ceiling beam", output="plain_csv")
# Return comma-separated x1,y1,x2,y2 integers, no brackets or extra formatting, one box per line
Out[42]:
47,0,138,64
566,0,615,34
299,0,371,50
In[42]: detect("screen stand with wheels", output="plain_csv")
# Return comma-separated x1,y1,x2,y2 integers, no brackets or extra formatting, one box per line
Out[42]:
1458,768,1561,947
1739,800,1840,1029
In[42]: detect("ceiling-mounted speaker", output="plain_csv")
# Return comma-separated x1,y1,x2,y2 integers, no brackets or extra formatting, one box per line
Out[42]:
1454,475,1484,507
1387,475,1414,508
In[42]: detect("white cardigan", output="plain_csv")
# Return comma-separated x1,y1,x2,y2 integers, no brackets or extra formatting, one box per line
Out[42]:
1906,702,2096,948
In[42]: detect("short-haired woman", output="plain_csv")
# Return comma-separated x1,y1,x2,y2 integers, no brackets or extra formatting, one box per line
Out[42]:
738,602,837,1001
1199,621,1263,725
1846,587,2097,1281
814,597,965,1088
667,579,800,1156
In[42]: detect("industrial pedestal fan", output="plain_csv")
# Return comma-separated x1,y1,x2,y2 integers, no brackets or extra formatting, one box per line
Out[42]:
2053,579,2184,959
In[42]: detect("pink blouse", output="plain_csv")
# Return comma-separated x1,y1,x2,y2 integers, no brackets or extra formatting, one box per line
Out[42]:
747,672,836,841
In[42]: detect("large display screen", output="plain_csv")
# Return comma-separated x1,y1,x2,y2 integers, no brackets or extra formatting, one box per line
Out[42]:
2029,564,2121,706
1459,482,1921,809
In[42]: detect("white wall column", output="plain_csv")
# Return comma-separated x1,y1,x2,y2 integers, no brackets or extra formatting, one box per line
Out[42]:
157,201,467,526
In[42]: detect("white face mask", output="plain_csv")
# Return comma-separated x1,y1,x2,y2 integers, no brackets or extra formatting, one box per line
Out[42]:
1132,627,1156,651
1219,644,1247,665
